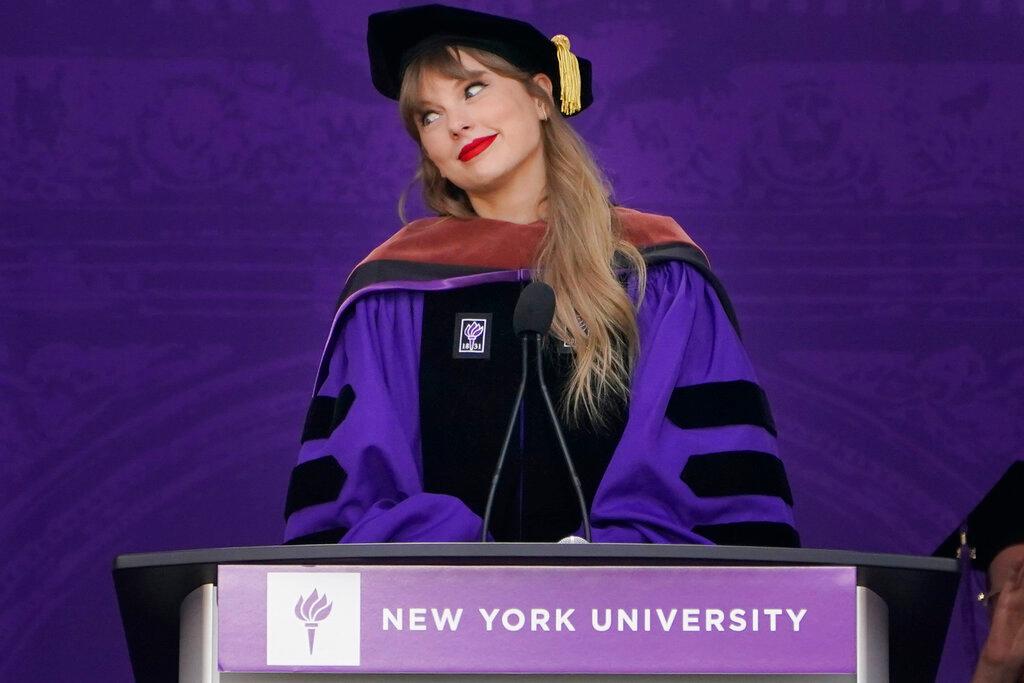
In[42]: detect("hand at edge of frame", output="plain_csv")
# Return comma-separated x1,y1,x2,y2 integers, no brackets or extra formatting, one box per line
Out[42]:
972,561,1024,683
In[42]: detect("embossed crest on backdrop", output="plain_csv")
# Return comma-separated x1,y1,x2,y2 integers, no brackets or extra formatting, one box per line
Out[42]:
1,2,1022,681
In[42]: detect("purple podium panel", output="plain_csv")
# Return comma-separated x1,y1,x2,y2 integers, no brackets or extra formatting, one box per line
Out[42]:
217,564,856,675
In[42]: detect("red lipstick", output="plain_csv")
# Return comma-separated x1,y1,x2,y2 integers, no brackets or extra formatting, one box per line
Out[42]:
459,134,497,162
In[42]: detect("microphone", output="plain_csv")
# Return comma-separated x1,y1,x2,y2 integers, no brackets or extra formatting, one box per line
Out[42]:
558,535,589,544
512,280,556,336
480,282,593,543
522,283,592,543
480,283,541,541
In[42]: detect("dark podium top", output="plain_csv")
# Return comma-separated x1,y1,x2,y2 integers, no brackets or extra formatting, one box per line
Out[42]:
113,543,959,682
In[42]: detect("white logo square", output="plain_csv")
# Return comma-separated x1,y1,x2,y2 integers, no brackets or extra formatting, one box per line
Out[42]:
266,572,360,666
460,317,487,353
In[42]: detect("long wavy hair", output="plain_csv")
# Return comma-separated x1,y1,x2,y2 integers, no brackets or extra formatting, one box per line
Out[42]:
397,44,647,431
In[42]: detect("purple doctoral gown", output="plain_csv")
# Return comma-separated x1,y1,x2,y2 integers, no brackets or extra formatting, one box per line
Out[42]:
283,208,798,545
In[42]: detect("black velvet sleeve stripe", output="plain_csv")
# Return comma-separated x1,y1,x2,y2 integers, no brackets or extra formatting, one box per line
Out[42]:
283,455,347,519
301,396,334,443
692,521,801,548
667,380,777,436
300,384,356,443
332,384,355,429
681,450,793,506
283,526,348,545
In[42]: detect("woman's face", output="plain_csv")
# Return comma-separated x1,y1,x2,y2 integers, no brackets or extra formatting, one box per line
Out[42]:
414,51,551,198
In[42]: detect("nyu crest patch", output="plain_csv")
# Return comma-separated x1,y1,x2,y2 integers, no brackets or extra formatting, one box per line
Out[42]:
453,313,492,359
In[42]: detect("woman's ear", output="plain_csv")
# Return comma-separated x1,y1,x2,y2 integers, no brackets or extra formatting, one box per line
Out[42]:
532,72,554,120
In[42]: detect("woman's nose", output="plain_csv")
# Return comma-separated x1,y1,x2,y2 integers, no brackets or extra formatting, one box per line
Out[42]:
449,119,471,138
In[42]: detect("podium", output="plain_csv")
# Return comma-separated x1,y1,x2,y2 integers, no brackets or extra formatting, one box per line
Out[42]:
113,544,958,682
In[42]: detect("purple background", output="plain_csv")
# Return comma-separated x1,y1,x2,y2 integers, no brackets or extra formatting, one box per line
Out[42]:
1,1,1021,680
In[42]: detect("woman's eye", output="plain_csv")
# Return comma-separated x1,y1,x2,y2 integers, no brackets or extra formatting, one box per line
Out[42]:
420,82,486,126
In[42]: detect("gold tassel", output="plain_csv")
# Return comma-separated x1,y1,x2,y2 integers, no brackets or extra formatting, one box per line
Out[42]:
550,34,581,116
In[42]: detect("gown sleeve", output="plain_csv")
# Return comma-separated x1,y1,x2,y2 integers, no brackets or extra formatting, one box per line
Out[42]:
282,290,486,543
587,259,800,546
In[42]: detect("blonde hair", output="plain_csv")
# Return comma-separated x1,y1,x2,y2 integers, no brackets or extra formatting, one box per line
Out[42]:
397,44,647,431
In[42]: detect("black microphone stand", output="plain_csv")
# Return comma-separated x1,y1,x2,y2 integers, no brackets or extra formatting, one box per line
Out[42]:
480,335,528,542
532,335,592,542
480,280,592,543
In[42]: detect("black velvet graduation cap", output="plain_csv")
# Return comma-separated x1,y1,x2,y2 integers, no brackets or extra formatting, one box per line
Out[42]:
366,3,593,117
933,461,1024,570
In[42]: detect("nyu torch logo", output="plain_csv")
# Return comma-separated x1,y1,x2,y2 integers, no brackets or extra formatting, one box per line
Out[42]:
294,589,333,654
460,319,486,352
453,313,492,359
267,571,359,666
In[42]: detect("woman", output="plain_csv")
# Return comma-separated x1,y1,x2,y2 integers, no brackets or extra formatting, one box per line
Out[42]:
282,3,799,545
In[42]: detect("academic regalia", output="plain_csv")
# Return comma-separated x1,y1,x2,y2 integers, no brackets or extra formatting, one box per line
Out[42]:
282,5,798,545
282,207,800,545
366,3,594,117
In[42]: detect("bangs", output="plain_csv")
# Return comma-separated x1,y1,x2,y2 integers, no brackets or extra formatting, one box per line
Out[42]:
405,45,488,112
397,43,528,136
